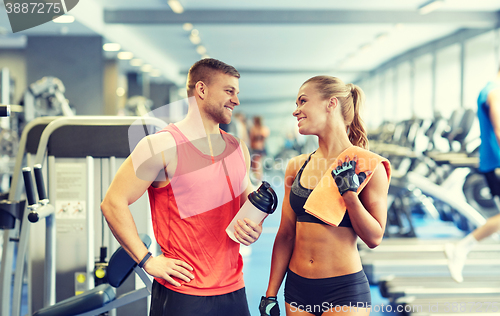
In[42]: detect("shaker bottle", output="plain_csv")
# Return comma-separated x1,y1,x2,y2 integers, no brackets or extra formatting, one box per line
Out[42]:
226,181,278,243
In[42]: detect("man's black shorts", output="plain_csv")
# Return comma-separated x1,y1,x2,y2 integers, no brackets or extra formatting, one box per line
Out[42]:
149,280,251,316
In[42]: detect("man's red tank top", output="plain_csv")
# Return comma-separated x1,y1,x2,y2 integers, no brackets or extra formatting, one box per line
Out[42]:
147,124,247,296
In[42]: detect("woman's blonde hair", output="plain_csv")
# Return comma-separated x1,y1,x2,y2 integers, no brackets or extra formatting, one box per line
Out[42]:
302,76,368,149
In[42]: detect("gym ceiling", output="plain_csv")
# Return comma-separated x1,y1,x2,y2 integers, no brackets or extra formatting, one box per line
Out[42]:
0,0,499,117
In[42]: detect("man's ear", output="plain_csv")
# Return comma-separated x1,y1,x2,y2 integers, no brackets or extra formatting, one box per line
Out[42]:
327,97,338,112
195,81,206,100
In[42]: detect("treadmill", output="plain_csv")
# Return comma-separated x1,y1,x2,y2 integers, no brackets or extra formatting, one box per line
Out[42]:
396,295,500,316
360,245,500,284
379,275,500,301
358,237,500,252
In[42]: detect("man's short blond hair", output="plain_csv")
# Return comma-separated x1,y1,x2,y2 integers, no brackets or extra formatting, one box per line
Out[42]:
186,58,240,97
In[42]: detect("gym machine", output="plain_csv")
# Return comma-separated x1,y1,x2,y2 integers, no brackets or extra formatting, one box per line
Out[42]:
380,275,500,302
360,243,500,284
396,295,500,315
373,109,496,236
1,116,59,316
1,116,166,316
30,234,153,316
23,77,74,122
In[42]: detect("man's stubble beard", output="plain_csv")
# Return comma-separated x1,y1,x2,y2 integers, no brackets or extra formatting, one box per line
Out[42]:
205,100,231,125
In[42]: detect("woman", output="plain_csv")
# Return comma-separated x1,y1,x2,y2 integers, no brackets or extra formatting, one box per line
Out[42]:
260,76,390,316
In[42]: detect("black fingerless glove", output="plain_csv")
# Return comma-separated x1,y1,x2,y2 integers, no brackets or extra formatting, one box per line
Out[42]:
331,159,367,195
259,296,280,316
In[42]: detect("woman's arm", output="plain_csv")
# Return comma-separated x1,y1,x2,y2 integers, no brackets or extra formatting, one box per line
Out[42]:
265,156,302,297
342,162,389,248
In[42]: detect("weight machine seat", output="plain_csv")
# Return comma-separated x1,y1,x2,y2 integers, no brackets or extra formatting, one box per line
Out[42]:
32,234,152,316
0,200,25,229
32,284,115,316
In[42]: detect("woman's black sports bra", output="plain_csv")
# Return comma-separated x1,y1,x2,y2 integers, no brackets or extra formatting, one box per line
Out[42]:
289,153,353,227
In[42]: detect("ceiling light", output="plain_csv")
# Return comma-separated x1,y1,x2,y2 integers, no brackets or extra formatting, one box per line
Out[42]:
189,34,201,45
53,15,75,23
168,0,184,14
201,54,210,59
150,70,162,77
116,87,126,97
196,45,207,55
130,59,143,67
183,23,193,31
117,52,134,60
418,0,444,15
191,29,199,37
141,64,152,72
103,43,121,52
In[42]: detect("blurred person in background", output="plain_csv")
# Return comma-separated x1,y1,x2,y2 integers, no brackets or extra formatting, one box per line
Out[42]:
250,115,270,181
446,66,500,283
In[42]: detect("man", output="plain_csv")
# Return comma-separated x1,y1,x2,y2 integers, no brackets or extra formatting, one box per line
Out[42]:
101,58,261,315
445,66,500,283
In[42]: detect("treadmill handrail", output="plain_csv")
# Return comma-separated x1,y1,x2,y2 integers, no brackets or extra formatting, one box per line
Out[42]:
34,116,168,165
9,117,59,201
407,170,487,227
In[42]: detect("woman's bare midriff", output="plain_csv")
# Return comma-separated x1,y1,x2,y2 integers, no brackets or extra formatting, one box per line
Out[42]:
288,222,363,279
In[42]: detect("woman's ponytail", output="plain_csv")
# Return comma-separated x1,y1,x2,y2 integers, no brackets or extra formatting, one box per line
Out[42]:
346,84,368,149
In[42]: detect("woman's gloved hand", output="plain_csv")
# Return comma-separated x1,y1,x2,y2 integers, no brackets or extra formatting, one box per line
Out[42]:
331,156,368,195
259,296,280,316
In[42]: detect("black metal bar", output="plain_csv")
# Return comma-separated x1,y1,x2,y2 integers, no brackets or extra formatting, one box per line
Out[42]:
33,164,47,200
22,167,36,206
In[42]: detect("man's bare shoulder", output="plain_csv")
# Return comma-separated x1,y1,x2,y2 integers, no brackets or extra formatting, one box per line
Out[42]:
145,131,176,152
130,131,177,178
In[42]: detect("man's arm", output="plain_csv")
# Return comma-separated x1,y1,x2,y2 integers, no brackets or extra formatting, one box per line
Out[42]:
101,133,194,286
101,155,155,264
488,87,500,146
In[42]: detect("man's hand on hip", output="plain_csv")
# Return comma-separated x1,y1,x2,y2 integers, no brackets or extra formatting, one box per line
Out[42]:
144,254,194,287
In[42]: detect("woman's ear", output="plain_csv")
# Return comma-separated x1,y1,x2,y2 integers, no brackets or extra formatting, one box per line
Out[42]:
195,81,206,100
327,97,338,112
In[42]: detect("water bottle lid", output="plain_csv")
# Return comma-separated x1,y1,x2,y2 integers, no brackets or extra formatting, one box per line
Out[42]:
248,181,278,214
